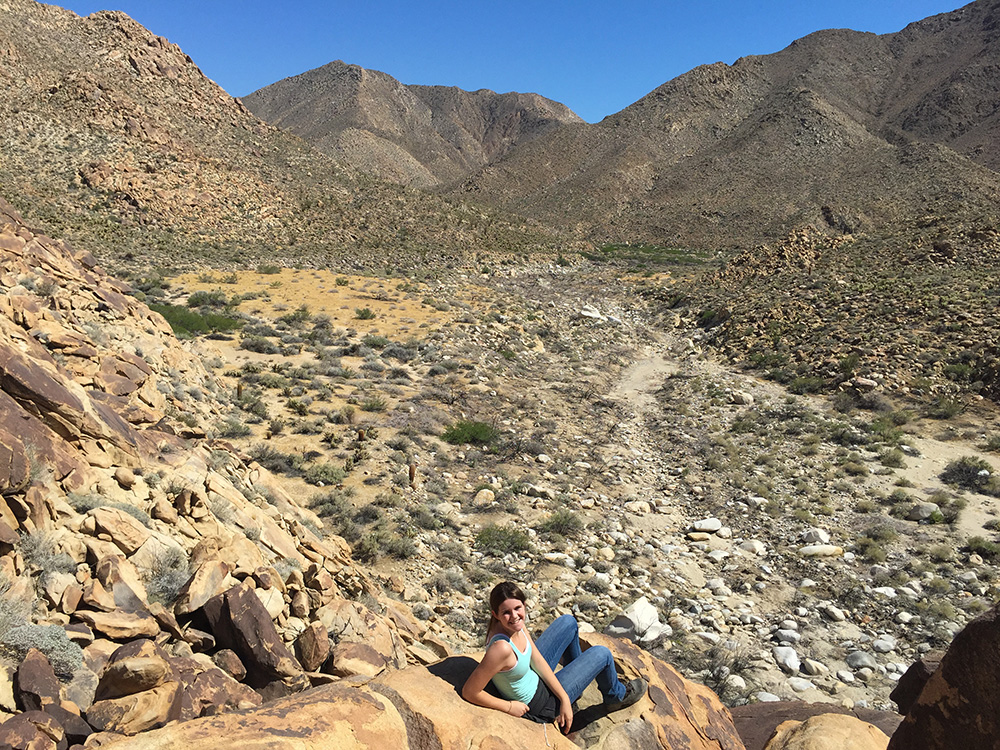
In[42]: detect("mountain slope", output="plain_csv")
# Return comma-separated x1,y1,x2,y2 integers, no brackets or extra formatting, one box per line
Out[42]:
0,0,568,274
455,0,1000,247
242,60,584,189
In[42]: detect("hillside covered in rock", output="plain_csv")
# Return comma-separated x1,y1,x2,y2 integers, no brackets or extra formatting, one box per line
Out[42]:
0,0,570,274
243,60,584,190
454,0,1000,247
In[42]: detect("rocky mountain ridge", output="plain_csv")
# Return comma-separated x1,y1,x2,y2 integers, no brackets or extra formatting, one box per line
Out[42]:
451,0,1000,247
0,0,570,275
243,60,584,189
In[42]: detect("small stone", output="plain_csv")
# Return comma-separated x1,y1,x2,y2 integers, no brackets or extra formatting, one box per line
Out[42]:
787,677,815,692
846,651,877,670
773,646,800,673
693,518,722,533
739,540,766,555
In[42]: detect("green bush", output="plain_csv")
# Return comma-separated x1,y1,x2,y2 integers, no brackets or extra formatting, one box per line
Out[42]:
149,302,242,338
537,509,584,538
303,462,347,486
941,456,998,495
361,396,388,412
442,420,498,446
240,336,280,354
215,417,251,438
879,449,906,469
187,289,229,308
355,307,376,320
966,536,1000,559
256,264,281,274
475,524,532,555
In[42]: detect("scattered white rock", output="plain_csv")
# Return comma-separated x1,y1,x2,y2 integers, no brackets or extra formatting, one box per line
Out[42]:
739,540,767,556
693,518,723,533
787,677,815,692
801,528,831,544
773,646,801,674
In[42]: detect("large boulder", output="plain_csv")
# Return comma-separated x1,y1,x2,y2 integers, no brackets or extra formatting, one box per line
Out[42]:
75,683,409,749
86,640,183,735
763,713,889,750
88,633,744,750
201,583,305,690
731,702,901,750
887,603,1000,749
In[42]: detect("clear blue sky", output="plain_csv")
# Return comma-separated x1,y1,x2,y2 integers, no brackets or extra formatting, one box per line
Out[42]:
58,0,964,123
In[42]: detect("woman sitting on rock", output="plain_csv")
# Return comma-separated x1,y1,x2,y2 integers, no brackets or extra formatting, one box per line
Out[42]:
461,581,646,733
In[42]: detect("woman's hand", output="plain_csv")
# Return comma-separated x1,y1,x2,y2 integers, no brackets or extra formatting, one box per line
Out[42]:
505,700,529,717
556,697,573,734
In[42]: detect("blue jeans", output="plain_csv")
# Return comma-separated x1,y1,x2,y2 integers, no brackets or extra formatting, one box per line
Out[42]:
534,614,626,703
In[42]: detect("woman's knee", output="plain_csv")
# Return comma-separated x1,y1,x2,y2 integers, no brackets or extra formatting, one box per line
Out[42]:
589,644,614,665
553,614,578,632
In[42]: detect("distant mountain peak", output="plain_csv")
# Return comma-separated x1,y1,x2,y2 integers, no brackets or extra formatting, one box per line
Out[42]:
243,61,583,189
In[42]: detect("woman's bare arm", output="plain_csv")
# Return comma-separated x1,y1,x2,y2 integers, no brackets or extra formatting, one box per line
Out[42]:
461,642,529,716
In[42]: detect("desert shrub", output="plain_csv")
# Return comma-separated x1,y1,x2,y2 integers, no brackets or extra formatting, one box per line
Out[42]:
67,493,153,527
442,420,498,446
926,397,964,420
879,449,906,469
0,622,82,678
865,524,899,543
215,417,251,438
475,524,531,555
353,529,416,562
941,456,999,495
789,376,825,394
382,344,415,362
18,532,76,575
240,336,280,354
966,536,1000,560
256,264,281,274
854,537,887,562
187,289,229,308
361,396,388,412
355,307,376,320
303,462,347,486
363,335,390,349
248,444,303,474
424,568,472,595
354,503,383,525
410,505,440,530
537,509,584,538
583,576,610,594
149,302,242,338
140,546,190,606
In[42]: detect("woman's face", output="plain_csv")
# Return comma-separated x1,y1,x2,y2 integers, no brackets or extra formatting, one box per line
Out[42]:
493,597,527,635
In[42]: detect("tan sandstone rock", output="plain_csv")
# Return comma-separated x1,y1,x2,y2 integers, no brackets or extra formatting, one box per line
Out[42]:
763,714,889,750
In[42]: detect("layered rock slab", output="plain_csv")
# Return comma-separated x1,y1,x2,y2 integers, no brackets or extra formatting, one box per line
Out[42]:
92,634,744,749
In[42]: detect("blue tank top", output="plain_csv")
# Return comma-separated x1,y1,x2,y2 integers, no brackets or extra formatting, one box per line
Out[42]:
488,632,538,703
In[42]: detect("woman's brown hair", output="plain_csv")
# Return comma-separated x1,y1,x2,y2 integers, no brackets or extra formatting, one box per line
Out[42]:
485,581,527,643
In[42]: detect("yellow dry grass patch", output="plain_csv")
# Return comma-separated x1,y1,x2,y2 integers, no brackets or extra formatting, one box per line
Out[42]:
174,268,459,338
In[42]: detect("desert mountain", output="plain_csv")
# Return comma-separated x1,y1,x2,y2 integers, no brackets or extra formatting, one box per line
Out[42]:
242,60,584,189
453,0,1000,247
0,0,567,274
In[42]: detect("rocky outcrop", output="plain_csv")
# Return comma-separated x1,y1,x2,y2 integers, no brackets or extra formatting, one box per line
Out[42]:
88,633,746,750
763,713,889,750
731,703,901,750
887,603,1000,750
